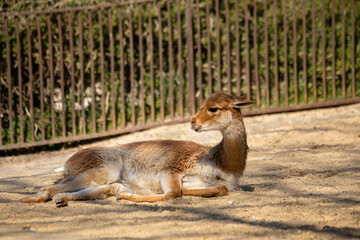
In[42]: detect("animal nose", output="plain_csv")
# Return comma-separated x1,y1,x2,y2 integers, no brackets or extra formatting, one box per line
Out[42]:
190,117,196,125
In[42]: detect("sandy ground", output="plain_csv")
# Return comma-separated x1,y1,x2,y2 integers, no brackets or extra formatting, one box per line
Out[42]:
0,103,360,239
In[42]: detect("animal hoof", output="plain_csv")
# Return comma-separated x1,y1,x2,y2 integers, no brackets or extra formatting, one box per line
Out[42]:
55,199,68,208
216,186,229,196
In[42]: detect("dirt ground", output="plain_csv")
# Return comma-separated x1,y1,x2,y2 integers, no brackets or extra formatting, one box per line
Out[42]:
0,103,359,239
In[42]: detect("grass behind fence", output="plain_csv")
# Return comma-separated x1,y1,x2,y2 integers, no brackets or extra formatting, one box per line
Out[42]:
0,0,359,147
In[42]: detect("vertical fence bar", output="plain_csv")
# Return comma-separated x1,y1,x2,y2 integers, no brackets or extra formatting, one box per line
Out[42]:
205,0,212,95
158,2,164,121
0,64,1,144
302,0,307,104
36,16,45,141
0,68,2,145
118,8,126,127
26,19,35,142
273,0,279,107
244,0,251,101
311,0,317,103
235,0,241,96
264,0,270,108
186,0,195,116
108,9,116,129
118,8,126,128
350,0,355,98
215,0,221,91
57,14,66,137
138,6,145,124
253,1,260,108
167,1,175,118
147,4,155,122
341,0,345,99
321,0,326,101
283,0,288,107
195,0,203,105
47,16,56,138
331,0,336,100
5,18,14,144
293,0,298,105
68,13,76,136
88,12,96,132
98,10,106,131
15,17,24,143
128,8,136,126
78,12,86,134
176,0,184,117
225,0,231,94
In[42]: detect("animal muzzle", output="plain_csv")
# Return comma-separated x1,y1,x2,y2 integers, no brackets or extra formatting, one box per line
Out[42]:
190,117,202,132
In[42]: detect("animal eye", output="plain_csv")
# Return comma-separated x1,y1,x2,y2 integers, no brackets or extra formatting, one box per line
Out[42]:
208,108,218,113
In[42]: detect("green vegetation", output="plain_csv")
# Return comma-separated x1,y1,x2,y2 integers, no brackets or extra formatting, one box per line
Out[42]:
0,0,359,147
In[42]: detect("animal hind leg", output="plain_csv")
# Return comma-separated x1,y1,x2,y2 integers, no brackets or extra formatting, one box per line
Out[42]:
53,183,125,207
21,172,96,204
21,183,72,203
22,167,119,205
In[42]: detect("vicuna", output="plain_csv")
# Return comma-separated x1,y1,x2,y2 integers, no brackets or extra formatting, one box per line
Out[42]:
21,92,254,207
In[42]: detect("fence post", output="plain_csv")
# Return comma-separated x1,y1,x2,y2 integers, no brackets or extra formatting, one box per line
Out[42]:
186,0,195,116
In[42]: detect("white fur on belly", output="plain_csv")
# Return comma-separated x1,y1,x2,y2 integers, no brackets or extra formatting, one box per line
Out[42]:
121,169,163,195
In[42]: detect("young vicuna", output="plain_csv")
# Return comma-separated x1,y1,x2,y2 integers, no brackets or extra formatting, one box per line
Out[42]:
21,92,254,207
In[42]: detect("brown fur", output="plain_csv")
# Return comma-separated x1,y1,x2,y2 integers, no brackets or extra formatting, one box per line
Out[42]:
21,92,254,206
55,148,104,182
122,140,209,173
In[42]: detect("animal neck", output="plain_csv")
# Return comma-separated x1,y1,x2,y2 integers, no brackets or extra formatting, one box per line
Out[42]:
211,117,248,175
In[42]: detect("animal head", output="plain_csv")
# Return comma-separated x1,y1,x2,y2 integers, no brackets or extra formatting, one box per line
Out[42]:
190,92,254,132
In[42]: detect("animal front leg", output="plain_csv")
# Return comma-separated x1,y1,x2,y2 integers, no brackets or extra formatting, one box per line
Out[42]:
182,185,228,197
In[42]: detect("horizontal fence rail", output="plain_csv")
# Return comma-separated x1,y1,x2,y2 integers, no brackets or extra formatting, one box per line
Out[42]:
0,0,359,151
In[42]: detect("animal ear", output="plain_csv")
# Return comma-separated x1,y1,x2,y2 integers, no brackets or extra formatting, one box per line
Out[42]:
230,98,255,109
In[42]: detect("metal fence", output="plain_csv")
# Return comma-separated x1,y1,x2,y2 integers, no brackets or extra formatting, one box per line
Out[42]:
0,0,359,151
